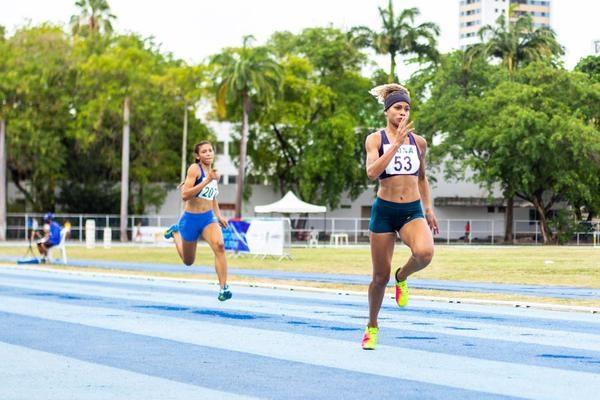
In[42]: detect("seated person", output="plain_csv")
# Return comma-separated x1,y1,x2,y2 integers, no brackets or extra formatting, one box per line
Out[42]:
34,213,62,262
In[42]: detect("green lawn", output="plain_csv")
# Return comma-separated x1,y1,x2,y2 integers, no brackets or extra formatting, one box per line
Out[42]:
1,244,598,288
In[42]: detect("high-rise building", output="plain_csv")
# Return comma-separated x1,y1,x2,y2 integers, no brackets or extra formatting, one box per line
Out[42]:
459,0,551,49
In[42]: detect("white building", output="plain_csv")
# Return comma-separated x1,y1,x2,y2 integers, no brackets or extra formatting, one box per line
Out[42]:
459,0,552,49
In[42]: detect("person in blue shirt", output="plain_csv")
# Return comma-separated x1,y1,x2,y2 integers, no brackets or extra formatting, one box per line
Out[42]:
36,212,62,263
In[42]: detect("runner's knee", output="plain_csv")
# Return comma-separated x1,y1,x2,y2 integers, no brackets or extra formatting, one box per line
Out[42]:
372,270,390,286
413,248,433,267
212,240,225,254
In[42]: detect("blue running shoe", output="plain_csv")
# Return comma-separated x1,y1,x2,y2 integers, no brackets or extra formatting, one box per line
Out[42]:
218,285,232,301
164,223,179,239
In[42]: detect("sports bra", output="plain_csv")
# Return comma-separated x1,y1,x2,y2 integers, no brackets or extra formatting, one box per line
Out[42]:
194,164,219,200
378,130,421,179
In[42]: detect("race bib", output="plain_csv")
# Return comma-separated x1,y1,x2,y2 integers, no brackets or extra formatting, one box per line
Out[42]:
383,144,420,175
197,179,219,200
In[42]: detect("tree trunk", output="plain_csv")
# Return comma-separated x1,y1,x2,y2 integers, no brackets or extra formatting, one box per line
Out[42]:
180,103,188,213
120,96,130,241
235,91,250,219
532,195,553,244
389,52,397,83
0,120,6,241
504,195,514,243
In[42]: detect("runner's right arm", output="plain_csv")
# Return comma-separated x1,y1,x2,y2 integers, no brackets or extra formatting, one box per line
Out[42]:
180,165,213,201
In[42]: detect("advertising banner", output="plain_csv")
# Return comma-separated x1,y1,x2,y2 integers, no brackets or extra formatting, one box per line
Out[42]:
223,219,284,256
246,220,284,256
222,220,250,253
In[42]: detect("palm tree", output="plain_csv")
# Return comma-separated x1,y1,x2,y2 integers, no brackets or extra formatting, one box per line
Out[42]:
70,0,116,36
211,36,283,218
351,0,440,82
467,11,563,74
467,11,563,243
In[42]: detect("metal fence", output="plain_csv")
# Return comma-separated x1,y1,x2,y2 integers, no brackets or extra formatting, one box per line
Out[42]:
4,213,600,246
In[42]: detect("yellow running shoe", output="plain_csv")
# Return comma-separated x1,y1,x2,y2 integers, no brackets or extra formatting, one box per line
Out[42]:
361,326,379,350
395,268,409,307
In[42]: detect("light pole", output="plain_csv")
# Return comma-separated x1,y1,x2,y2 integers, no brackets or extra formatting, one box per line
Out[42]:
180,101,188,213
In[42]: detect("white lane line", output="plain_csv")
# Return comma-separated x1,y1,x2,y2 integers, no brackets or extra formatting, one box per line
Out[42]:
2,265,599,320
2,277,600,352
1,295,599,400
0,342,259,400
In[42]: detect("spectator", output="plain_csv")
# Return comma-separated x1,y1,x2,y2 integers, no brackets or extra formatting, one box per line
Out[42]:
35,213,62,263
464,221,471,243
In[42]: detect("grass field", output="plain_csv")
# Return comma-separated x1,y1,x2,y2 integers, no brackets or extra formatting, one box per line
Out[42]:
1,244,598,288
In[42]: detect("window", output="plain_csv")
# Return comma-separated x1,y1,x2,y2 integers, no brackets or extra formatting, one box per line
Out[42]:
497,206,506,213
487,206,495,213
218,175,224,184
228,175,237,184
340,205,352,209
216,141,225,155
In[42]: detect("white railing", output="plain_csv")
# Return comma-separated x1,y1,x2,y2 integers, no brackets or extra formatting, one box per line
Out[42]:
4,213,599,246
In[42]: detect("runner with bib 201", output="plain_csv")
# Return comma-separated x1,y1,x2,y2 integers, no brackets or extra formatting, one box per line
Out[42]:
164,140,232,301
361,84,440,350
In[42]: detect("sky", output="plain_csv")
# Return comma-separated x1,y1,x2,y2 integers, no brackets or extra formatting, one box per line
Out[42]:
1,0,598,79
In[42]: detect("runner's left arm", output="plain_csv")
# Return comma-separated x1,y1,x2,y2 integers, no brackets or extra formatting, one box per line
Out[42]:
213,198,228,228
417,138,439,234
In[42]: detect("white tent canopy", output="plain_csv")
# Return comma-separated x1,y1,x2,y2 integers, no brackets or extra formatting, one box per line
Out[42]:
254,191,327,214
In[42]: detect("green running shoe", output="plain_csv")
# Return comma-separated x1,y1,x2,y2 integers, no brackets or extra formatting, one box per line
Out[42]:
361,326,378,350
218,285,232,302
164,224,179,239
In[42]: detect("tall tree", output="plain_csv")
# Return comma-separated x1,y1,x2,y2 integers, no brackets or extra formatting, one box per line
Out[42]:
2,25,73,212
211,36,283,218
463,63,599,243
70,0,116,37
0,26,7,240
0,119,5,241
233,27,378,209
351,0,439,82
468,12,563,74
575,55,600,84
466,12,564,242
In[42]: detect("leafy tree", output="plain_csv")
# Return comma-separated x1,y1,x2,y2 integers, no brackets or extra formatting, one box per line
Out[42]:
2,25,74,212
236,28,377,209
351,0,439,82
575,55,600,83
465,11,564,241
462,63,599,243
211,36,283,218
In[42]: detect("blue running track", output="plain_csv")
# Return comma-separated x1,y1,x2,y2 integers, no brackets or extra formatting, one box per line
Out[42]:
0,265,599,399
1,255,598,300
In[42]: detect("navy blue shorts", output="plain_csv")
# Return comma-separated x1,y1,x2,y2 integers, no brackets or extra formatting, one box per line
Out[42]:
369,198,425,233
178,210,217,242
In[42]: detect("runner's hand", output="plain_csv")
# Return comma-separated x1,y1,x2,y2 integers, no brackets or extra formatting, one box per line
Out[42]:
393,119,414,148
217,216,228,229
426,210,440,235
208,169,219,182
